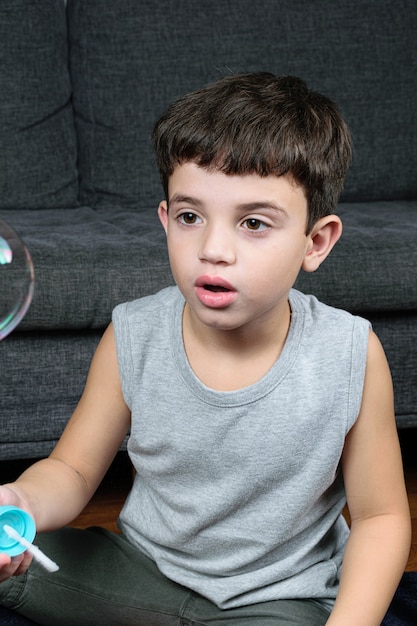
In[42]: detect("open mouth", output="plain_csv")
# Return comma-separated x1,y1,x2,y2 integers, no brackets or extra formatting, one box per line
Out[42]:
195,278,237,307
204,285,231,293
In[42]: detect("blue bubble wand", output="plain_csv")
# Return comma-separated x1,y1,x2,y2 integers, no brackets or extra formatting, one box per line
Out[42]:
3,524,59,572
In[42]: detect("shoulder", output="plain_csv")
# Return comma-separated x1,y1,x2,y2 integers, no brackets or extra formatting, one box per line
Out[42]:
362,329,393,397
112,286,182,326
289,290,372,431
110,287,182,406
111,286,183,371
290,288,371,337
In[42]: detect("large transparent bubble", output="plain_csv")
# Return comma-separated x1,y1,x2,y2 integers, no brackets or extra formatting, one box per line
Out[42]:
0,219,35,340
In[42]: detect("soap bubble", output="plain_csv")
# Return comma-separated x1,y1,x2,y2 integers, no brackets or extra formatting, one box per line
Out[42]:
0,219,34,340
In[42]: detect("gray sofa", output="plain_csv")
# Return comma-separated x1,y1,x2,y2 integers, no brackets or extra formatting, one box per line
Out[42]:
1,0,416,461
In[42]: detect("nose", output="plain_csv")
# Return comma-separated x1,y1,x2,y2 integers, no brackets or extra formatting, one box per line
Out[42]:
198,223,236,265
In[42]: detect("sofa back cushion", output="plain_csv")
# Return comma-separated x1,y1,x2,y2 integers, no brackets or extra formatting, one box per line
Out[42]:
0,0,78,210
68,0,417,211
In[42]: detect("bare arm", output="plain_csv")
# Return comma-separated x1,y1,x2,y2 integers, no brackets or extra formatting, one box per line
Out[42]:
326,330,411,625
0,323,130,577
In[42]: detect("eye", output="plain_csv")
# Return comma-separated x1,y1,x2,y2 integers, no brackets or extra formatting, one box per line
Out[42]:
243,218,268,231
178,212,201,225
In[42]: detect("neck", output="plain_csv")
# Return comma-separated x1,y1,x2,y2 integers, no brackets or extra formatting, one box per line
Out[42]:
182,300,292,391
183,299,292,356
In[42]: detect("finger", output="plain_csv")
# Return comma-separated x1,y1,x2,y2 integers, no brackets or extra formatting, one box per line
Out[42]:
0,551,32,582
0,554,20,583
13,550,33,576
0,485,21,507
0,552,11,570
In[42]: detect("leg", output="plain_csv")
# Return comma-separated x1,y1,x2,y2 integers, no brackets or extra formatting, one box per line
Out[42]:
0,526,330,626
0,526,192,626
0,606,39,625
182,592,330,625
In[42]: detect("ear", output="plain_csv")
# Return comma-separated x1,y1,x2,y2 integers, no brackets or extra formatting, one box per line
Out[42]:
302,215,343,273
158,201,169,234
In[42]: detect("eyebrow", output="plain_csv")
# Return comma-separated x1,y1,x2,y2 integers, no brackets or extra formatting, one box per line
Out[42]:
169,194,204,208
235,201,288,216
169,194,288,215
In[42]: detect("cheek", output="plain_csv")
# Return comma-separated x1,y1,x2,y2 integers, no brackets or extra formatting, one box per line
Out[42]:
167,238,195,282
245,241,306,283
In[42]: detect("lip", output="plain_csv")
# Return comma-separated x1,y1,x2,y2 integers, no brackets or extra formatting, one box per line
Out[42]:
195,275,235,290
194,275,238,308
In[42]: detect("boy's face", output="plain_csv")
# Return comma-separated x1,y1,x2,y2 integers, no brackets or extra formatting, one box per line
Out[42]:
158,162,318,334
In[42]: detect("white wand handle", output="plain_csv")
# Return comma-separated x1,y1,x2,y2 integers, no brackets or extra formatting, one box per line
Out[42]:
3,524,59,573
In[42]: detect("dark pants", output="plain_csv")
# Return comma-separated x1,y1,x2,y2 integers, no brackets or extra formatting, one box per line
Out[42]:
0,527,330,625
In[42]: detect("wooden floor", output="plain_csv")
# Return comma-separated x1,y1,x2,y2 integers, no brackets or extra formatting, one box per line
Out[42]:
2,428,417,570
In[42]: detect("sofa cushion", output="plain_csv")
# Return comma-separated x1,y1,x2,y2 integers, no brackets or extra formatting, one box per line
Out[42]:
1,207,173,330
0,314,416,461
1,201,416,332
295,201,417,313
0,0,78,210
68,0,417,211
0,329,103,460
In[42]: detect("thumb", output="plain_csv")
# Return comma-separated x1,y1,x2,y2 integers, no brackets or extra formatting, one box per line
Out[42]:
0,485,25,508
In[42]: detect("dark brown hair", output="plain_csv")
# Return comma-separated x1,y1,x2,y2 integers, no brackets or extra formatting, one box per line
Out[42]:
152,73,352,233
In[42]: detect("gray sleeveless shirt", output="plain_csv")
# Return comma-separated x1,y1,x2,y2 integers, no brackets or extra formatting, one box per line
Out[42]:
112,287,370,609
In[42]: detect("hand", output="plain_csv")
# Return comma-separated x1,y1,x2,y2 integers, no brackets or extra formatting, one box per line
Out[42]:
0,550,33,582
0,485,34,582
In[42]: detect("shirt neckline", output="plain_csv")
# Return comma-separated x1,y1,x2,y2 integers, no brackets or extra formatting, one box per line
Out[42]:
171,288,304,407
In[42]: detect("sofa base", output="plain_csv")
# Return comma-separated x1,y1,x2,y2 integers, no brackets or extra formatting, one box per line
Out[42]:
1,309,416,461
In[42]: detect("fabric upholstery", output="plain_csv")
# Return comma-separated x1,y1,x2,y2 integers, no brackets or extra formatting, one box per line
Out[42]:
0,207,173,330
295,201,417,313
1,311,416,461
1,201,416,333
0,330,102,459
67,0,417,210
0,0,78,210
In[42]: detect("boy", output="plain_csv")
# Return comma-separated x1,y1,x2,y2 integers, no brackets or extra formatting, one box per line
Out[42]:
0,73,411,625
